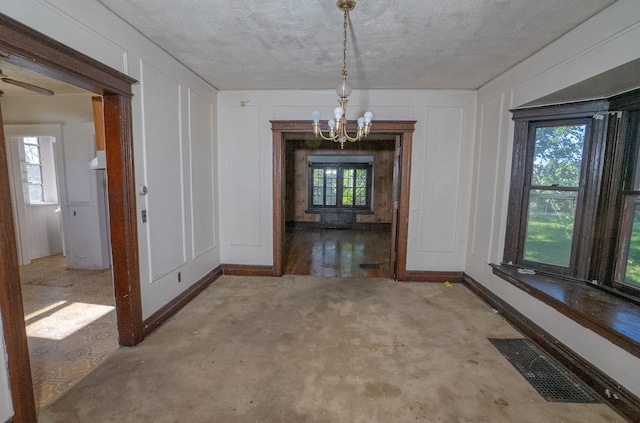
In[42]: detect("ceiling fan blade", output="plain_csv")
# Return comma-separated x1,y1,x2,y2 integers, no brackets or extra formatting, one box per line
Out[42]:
1,77,54,96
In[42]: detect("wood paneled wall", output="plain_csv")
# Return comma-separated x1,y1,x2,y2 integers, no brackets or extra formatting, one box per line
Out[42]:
285,139,394,224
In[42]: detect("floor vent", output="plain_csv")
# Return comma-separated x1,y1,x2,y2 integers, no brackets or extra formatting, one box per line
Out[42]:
359,263,381,269
489,338,599,403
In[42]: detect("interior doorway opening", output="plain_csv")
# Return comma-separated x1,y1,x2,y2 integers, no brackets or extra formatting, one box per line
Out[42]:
283,134,396,278
0,13,141,421
271,120,416,280
2,88,119,409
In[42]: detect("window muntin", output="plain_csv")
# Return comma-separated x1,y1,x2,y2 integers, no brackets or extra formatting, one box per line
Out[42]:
308,162,372,211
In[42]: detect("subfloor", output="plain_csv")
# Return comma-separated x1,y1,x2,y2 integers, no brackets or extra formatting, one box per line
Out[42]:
38,275,625,422
19,254,119,410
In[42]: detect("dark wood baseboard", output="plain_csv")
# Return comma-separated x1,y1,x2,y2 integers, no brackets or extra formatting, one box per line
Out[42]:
462,273,640,423
222,264,276,277
398,270,464,283
142,265,223,338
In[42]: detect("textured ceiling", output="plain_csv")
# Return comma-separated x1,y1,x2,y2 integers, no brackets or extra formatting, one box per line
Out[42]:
97,0,617,91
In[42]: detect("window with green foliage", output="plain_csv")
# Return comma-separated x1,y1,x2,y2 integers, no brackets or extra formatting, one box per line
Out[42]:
505,92,640,298
522,122,587,268
308,162,372,211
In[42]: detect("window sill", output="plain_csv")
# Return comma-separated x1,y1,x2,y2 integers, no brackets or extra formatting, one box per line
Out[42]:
305,208,374,215
491,263,640,359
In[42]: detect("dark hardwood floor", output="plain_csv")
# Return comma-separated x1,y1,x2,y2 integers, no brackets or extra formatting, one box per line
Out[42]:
284,225,391,278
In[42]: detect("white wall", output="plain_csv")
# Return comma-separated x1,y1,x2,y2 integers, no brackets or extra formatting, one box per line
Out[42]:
0,0,220,415
0,0,220,316
218,89,476,269
467,0,640,397
2,119,110,269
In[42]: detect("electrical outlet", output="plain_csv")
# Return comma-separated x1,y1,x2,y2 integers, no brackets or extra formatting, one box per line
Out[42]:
177,271,181,283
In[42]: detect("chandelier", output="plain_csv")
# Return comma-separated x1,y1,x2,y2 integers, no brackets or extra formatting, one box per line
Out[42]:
311,0,373,149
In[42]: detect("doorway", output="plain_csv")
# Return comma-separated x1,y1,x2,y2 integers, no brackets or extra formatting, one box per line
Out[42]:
2,96,118,408
271,120,415,280
0,13,141,421
283,134,395,278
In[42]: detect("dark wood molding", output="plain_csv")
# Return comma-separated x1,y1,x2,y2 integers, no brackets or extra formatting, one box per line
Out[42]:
103,94,143,346
398,271,464,284
511,100,610,120
270,120,416,280
0,13,135,96
491,264,640,359
142,266,223,337
0,98,37,423
222,264,276,277
0,12,141,421
463,272,640,423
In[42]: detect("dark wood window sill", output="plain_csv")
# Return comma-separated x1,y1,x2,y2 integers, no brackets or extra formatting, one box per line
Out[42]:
491,264,640,359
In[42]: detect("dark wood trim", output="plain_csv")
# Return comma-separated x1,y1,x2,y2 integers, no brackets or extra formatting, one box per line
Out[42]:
0,98,37,423
270,120,415,280
491,264,640,359
0,12,141,421
463,272,640,423
272,127,285,276
398,271,464,284
223,264,276,277
0,13,135,96
142,266,223,337
103,94,143,346
394,129,413,281
511,100,610,120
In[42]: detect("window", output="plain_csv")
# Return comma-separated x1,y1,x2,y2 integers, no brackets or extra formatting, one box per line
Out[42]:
504,91,640,298
308,162,372,211
612,109,640,292
23,136,44,203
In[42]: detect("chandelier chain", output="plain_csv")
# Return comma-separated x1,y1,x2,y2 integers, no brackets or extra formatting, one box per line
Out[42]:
342,10,348,80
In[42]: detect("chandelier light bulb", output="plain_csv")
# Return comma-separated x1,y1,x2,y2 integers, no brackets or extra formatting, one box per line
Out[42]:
328,119,336,129
357,117,364,128
364,111,373,123
312,110,321,123
334,107,344,119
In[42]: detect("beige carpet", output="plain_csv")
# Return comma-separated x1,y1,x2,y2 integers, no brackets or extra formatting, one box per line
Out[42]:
38,275,624,422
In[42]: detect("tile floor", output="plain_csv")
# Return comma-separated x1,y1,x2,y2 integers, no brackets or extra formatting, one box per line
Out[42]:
19,254,119,410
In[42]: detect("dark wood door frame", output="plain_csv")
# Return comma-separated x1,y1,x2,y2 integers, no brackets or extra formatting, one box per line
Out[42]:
271,120,415,280
0,13,142,421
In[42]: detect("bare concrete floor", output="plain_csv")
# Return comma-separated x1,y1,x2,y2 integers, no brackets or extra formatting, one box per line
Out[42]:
38,276,624,422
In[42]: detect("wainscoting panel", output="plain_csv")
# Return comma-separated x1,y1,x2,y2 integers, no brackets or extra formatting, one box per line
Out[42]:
419,106,464,253
228,105,262,247
471,94,503,263
140,60,186,281
188,90,216,258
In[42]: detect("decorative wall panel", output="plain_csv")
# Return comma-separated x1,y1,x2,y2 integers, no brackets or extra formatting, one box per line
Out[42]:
420,106,464,252
189,90,216,258
471,95,503,263
229,105,262,246
140,61,186,279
